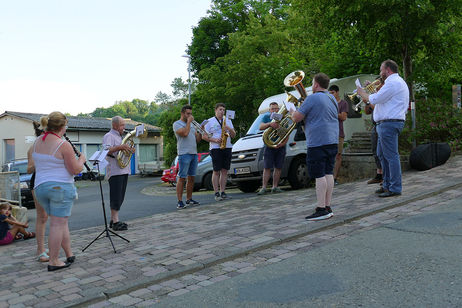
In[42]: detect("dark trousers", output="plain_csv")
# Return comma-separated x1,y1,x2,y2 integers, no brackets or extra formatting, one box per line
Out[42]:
108,174,128,211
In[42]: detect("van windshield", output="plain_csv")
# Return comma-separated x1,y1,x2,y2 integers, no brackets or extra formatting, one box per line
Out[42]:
245,113,268,136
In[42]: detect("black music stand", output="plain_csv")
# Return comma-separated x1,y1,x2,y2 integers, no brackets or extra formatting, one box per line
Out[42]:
82,150,130,253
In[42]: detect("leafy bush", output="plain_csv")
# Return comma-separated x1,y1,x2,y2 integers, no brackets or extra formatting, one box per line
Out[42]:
411,98,462,153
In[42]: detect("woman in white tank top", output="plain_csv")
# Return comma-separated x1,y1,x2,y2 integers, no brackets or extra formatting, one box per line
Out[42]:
32,112,86,272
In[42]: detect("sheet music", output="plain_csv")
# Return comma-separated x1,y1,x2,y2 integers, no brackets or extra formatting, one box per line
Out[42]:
226,110,235,119
270,112,283,121
283,100,296,113
89,149,109,162
355,78,362,88
135,124,145,137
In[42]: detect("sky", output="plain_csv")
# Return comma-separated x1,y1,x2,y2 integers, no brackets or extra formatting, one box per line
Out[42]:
0,0,212,115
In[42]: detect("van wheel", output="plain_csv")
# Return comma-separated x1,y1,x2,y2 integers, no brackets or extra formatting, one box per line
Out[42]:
203,172,214,191
236,181,260,193
288,156,310,189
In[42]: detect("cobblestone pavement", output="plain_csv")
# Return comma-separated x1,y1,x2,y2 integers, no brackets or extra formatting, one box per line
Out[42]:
1,156,462,307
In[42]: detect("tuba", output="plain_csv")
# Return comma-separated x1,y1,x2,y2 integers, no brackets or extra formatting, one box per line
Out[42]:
116,124,148,168
262,70,308,148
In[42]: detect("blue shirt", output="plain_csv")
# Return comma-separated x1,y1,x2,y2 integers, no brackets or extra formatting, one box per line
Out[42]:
297,91,339,147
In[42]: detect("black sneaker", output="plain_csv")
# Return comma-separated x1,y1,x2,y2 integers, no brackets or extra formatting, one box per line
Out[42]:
326,206,333,215
177,200,186,209
186,199,200,206
214,192,223,201
221,192,230,199
305,207,333,221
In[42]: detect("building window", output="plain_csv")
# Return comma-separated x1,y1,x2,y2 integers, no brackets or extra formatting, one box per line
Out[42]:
139,144,158,162
3,139,15,162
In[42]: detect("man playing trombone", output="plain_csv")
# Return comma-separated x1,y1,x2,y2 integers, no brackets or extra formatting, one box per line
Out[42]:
173,105,202,209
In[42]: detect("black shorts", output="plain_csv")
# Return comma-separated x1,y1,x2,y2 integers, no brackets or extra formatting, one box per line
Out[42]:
108,174,128,211
263,146,286,169
210,148,232,171
306,144,338,179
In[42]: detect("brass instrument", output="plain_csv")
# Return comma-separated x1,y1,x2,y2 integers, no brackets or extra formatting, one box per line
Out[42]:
192,120,212,138
116,124,148,168
262,70,308,148
348,79,382,112
220,116,229,149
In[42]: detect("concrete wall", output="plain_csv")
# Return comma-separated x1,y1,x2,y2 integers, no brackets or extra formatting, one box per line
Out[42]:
338,154,410,183
0,116,36,162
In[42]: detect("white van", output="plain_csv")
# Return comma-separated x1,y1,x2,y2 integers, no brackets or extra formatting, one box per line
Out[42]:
229,74,377,193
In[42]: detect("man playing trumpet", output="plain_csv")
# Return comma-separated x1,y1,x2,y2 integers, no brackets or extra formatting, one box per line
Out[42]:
173,105,202,209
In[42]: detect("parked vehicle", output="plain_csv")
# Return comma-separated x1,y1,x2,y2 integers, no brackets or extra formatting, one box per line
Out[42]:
161,152,213,191
229,74,377,193
1,159,34,208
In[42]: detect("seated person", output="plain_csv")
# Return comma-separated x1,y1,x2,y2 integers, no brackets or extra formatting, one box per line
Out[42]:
0,203,34,245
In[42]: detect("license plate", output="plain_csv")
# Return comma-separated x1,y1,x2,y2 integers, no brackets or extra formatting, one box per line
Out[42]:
234,167,250,175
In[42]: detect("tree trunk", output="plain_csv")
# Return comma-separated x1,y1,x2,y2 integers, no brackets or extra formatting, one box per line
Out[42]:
402,44,414,102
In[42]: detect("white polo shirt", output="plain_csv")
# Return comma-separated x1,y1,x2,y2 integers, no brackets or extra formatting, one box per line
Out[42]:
204,116,234,150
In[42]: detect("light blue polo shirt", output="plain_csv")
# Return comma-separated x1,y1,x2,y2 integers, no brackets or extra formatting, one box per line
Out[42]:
297,91,339,148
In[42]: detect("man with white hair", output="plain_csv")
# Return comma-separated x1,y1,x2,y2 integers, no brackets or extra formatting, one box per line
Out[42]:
103,116,134,230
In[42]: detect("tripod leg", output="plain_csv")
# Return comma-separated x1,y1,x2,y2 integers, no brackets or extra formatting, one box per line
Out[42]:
105,229,117,253
108,229,130,243
82,229,106,252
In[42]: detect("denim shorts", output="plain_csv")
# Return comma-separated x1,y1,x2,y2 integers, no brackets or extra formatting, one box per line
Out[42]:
306,144,338,179
178,154,198,178
34,182,77,217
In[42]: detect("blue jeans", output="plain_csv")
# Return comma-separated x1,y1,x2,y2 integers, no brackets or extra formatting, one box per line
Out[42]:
376,121,405,193
177,154,198,178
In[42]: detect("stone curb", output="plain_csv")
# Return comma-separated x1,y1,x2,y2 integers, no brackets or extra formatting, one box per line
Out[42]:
64,179,462,308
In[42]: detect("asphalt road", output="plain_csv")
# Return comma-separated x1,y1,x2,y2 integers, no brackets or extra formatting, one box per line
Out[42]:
154,196,462,307
26,175,255,231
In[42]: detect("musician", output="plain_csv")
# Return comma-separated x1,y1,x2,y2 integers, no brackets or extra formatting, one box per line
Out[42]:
357,60,409,197
290,73,339,221
173,105,202,209
33,112,85,271
257,102,287,195
203,103,236,201
103,116,134,231
328,85,349,185
364,80,384,185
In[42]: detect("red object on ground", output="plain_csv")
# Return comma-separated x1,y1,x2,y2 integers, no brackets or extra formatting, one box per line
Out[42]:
161,152,209,186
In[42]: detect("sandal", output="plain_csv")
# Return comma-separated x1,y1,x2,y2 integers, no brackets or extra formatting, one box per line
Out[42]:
23,232,36,240
15,234,23,240
112,222,128,231
37,252,49,262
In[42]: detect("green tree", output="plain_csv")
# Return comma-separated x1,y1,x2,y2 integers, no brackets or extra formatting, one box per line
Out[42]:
290,0,462,100
193,13,305,136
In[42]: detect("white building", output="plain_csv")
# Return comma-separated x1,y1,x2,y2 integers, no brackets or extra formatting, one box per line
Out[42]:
0,111,163,175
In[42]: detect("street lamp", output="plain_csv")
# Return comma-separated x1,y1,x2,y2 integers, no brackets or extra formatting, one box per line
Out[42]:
182,54,191,105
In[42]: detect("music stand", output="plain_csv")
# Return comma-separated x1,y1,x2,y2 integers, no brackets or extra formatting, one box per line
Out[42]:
82,149,130,253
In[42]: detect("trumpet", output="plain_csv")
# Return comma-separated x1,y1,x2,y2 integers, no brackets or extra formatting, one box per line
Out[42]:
348,78,382,112
191,120,212,138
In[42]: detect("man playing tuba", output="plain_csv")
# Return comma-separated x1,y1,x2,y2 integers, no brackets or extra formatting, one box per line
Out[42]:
103,116,134,231
257,102,288,195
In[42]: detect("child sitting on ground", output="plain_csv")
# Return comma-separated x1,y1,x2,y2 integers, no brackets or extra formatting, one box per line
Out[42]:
0,203,35,246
